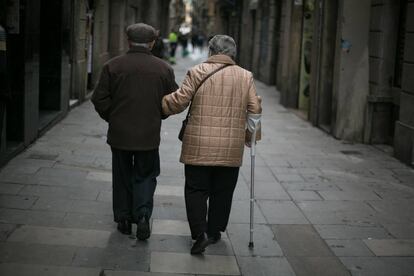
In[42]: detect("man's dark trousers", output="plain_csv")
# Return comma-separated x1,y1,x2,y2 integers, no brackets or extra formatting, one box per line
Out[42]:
184,165,239,239
111,147,160,223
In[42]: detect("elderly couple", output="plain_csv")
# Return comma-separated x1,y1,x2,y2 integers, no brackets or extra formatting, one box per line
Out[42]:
92,23,262,255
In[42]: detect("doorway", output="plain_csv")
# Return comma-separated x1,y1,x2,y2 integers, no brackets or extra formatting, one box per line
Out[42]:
313,0,338,133
2,0,25,160
38,0,64,130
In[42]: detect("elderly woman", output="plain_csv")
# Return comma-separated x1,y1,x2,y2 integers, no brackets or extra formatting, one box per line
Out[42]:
162,35,262,254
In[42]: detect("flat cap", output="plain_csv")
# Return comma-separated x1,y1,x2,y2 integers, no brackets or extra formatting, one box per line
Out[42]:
126,23,157,43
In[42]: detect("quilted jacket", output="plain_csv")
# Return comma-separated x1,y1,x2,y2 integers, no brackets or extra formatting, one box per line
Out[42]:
162,54,262,167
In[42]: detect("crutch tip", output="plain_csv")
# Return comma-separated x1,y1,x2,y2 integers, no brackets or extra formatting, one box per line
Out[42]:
248,242,254,249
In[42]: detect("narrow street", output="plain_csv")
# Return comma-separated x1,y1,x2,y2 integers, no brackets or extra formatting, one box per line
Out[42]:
0,52,414,276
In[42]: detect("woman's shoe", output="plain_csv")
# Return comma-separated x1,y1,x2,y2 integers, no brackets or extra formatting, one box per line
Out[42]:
136,216,151,240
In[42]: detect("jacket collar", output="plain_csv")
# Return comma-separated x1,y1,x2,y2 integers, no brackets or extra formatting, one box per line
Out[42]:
127,46,152,55
205,54,236,65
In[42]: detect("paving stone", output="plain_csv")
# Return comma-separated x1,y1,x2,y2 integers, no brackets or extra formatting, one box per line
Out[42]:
288,190,322,201
155,185,184,197
297,201,379,226
287,256,351,276
7,225,111,248
152,206,187,221
229,200,267,224
153,195,186,208
315,225,391,239
98,190,113,202
271,224,332,257
152,219,190,236
146,234,192,254
227,223,283,257
204,236,235,256
0,195,38,209
61,212,114,231
281,181,340,191
31,197,75,212
103,270,190,276
0,165,41,175
237,256,295,276
251,181,291,200
70,199,113,215
363,239,414,256
275,174,305,183
72,245,150,271
257,200,309,224
150,252,240,275
19,185,100,200
0,263,100,276
36,167,88,179
326,240,374,257
157,176,185,186
240,167,278,182
0,183,25,195
367,200,414,224
232,182,250,200
87,171,112,182
340,256,414,276
0,208,65,227
382,223,414,239
0,242,76,266
0,224,17,241
318,190,381,201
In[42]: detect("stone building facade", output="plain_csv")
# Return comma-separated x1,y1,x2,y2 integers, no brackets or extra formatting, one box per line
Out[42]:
0,0,172,166
212,0,414,166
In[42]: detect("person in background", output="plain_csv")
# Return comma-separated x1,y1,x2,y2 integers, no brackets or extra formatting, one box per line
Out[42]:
151,31,166,60
92,23,178,240
162,35,262,254
168,30,178,64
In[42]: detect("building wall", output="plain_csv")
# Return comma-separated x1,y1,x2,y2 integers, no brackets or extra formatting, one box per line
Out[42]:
395,0,414,165
331,0,371,141
0,0,172,167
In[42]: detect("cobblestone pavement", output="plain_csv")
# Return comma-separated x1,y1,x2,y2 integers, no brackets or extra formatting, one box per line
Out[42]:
1,50,414,276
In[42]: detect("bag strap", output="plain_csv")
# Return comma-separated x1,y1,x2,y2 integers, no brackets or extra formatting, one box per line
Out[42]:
185,64,232,120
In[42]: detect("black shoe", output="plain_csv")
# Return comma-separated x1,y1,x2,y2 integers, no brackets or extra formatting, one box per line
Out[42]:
208,232,221,244
136,217,151,240
191,233,212,255
117,220,132,235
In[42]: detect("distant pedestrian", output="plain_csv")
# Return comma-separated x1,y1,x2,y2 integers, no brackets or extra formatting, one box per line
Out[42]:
168,30,178,64
191,33,198,52
162,35,262,254
151,31,166,60
92,23,178,240
179,32,189,57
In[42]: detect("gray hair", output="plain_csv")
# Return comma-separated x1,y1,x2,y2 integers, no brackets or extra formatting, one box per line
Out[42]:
129,42,151,48
208,35,237,60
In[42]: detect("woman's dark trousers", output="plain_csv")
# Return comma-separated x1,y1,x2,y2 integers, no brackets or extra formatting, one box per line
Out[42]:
184,165,239,239
111,147,160,223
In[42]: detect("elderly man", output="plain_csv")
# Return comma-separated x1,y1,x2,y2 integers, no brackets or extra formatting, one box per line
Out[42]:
162,35,262,254
92,23,178,240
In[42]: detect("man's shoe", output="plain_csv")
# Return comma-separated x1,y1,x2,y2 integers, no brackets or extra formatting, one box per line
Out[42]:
117,220,132,235
208,232,221,244
136,217,151,240
190,233,212,255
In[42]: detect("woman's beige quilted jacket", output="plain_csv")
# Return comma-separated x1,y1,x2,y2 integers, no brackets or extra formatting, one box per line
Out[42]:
162,54,262,167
